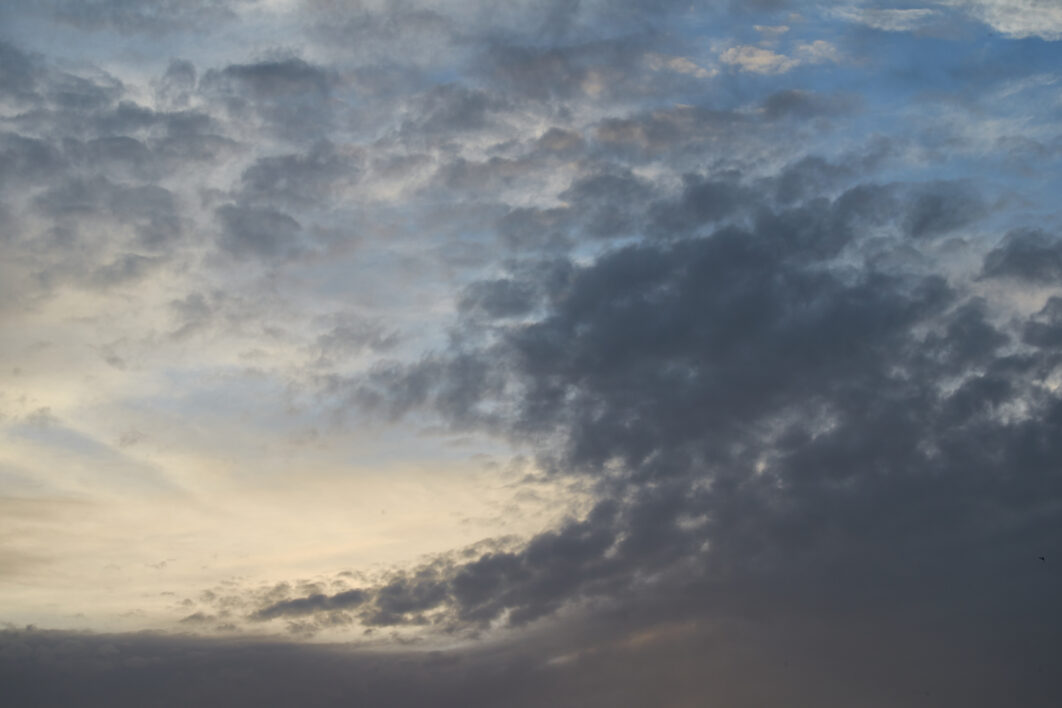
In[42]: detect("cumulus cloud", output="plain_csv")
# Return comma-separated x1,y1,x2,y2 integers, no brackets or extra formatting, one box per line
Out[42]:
266,179,1060,670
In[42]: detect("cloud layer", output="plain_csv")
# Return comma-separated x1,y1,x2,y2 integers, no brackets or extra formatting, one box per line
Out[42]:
2,1,1062,706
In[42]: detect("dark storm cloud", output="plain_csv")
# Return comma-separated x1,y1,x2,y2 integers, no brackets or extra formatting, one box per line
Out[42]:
981,228,1062,283
257,172,1062,705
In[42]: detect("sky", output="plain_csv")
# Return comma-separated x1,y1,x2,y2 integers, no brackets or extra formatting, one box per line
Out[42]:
1,0,1061,705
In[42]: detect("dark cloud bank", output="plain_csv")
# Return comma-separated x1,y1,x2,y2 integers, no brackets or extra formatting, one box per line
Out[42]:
222,176,1061,703
13,179,1055,705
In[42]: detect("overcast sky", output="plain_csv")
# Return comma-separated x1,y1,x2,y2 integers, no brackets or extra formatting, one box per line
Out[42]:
2,1,1061,705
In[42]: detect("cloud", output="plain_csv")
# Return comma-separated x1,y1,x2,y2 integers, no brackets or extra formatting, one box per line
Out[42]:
760,89,857,120
215,204,302,261
6,621,1055,708
263,181,1061,664
943,0,1062,40
1022,296,1062,348
833,7,940,32
238,141,357,208
200,57,337,141
459,279,538,319
719,44,802,74
35,0,245,33
719,40,840,74
252,589,367,621
2,3,1061,705
902,180,987,239
981,228,1062,282
645,53,716,79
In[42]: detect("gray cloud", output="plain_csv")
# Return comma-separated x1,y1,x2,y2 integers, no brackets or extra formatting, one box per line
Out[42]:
0,131,65,188
35,0,242,33
200,57,337,141
1022,296,1062,348
647,171,752,236
32,176,182,248
981,228,1062,283
7,619,1054,708
402,83,511,140
238,141,357,208
215,204,302,261
312,314,398,363
559,169,657,239
270,181,1060,673
903,180,987,239
252,588,367,621
0,40,42,102
761,89,859,121
155,59,196,110
459,278,538,319
480,39,649,104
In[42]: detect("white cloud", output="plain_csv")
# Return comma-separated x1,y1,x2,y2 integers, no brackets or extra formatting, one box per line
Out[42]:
943,0,1062,40
796,39,842,63
754,24,791,44
645,53,717,79
832,7,940,32
720,45,801,74
719,40,840,75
